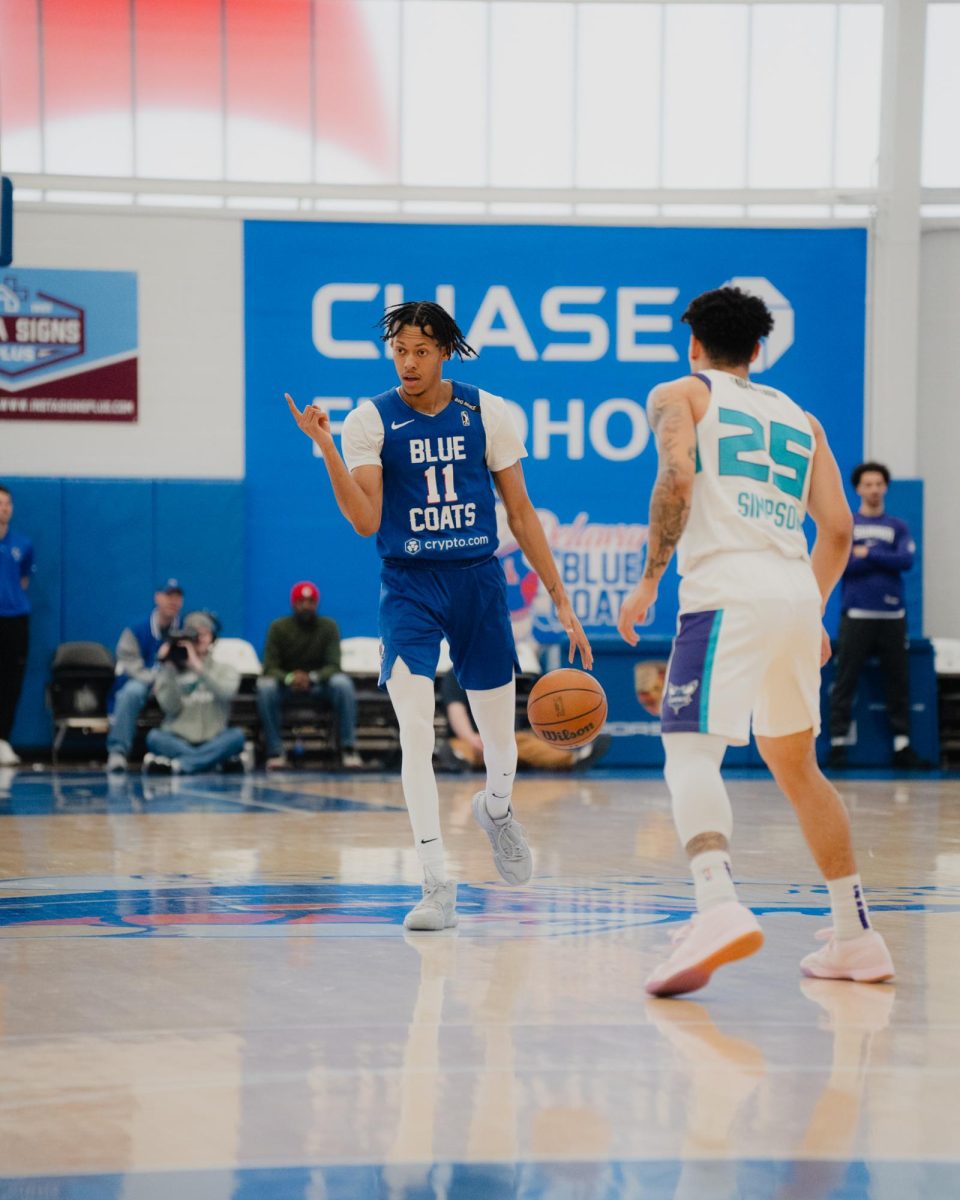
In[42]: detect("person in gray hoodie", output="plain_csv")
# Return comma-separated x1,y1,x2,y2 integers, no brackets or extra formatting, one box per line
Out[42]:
142,611,246,774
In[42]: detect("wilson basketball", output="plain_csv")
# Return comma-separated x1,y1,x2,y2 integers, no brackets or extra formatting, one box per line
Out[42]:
526,669,608,749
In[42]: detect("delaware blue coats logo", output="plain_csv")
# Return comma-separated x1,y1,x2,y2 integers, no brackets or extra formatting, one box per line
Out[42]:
0,277,84,378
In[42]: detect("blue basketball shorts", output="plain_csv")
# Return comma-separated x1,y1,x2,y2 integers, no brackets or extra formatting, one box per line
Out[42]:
378,556,520,691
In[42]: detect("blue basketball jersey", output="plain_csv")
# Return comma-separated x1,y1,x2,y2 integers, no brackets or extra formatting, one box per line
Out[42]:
371,382,499,566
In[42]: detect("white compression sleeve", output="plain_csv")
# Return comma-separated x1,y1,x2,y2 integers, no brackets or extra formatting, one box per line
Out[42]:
386,658,444,877
466,678,518,820
662,732,732,849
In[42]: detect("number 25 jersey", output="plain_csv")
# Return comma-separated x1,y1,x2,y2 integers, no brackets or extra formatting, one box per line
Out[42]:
341,381,526,565
678,369,816,576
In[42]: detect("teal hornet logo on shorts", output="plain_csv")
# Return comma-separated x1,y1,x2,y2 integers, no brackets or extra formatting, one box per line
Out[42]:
404,538,421,555
667,679,699,714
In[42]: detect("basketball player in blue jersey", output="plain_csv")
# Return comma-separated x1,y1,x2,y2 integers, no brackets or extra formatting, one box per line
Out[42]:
287,301,592,930
617,286,894,996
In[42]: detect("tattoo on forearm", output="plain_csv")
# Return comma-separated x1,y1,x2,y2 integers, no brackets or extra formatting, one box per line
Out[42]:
645,482,690,579
644,391,694,580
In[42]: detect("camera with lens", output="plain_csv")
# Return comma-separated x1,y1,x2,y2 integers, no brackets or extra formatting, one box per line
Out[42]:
164,628,198,669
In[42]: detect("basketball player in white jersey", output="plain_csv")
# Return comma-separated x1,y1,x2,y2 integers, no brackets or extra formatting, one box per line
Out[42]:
617,286,894,997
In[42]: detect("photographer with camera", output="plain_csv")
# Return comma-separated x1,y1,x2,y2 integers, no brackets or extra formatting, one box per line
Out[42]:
142,611,247,775
107,579,185,772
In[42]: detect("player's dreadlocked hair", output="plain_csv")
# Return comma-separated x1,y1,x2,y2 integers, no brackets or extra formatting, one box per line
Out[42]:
377,301,477,359
681,287,774,367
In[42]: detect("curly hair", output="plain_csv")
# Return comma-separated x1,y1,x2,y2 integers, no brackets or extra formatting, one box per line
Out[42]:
377,301,476,359
681,286,775,367
851,461,890,487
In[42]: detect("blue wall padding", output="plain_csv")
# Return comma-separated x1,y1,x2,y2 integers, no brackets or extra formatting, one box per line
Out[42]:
6,478,244,748
154,481,244,635
62,480,154,645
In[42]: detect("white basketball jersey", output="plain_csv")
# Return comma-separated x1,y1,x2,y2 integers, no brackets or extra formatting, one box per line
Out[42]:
677,369,816,576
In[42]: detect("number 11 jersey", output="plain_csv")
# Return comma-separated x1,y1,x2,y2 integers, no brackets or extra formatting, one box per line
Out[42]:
678,369,816,577
342,381,526,566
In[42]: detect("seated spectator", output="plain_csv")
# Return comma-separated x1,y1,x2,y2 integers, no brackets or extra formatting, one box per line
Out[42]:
142,611,247,775
107,579,184,772
439,670,610,772
256,581,361,770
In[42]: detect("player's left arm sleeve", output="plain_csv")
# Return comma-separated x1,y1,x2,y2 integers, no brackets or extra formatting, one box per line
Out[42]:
480,391,527,473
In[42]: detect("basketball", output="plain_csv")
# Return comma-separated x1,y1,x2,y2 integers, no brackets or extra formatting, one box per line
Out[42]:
526,669,608,749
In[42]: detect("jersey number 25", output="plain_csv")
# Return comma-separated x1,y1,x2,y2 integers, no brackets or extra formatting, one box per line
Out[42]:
717,407,812,500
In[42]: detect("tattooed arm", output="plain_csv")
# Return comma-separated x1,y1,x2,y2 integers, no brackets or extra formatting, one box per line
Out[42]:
617,379,697,645
643,380,698,581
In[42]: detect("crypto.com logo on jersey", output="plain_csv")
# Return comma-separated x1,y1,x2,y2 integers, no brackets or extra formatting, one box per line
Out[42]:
244,223,866,645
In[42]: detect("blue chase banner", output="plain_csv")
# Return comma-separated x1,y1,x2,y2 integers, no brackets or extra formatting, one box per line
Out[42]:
243,223,866,674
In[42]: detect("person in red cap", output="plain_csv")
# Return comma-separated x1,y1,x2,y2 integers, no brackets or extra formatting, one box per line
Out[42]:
256,580,360,769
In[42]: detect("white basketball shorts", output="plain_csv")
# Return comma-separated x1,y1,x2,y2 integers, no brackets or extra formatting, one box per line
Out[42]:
661,552,823,745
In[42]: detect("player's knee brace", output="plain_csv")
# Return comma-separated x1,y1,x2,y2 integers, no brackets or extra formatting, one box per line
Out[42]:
662,732,732,848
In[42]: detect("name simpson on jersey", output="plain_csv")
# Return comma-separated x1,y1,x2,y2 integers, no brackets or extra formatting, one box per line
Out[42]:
737,489,803,530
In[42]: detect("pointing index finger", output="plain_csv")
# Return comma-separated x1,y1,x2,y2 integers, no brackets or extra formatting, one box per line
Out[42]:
285,392,301,418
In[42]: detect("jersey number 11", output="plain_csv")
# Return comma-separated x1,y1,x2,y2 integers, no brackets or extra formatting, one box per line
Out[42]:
424,464,458,504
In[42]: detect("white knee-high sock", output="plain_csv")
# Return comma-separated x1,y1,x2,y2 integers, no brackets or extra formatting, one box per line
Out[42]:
467,678,518,820
663,732,737,911
386,658,445,881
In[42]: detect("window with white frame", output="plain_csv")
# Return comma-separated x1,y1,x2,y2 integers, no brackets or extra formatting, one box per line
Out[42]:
7,0,949,214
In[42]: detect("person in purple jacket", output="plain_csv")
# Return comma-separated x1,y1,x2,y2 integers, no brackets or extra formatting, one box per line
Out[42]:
827,462,930,769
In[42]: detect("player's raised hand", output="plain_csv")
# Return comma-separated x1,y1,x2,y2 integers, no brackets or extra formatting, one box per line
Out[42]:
556,599,593,670
286,393,334,451
617,578,658,646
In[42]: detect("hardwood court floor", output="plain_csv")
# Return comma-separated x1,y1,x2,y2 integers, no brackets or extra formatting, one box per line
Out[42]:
1,765,959,1198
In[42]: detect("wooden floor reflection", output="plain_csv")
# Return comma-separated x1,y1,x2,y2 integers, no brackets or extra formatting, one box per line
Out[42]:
0,765,958,1198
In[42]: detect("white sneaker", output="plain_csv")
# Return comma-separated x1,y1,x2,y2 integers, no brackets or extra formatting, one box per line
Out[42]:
0,740,21,766
645,901,764,997
106,751,127,774
141,753,173,775
471,791,533,884
341,749,363,769
404,880,458,931
240,741,256,773
800,928,895,983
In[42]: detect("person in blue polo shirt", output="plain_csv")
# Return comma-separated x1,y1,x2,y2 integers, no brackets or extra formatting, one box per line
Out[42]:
0,484,35,766
827,462,930,770
106,579,184,772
